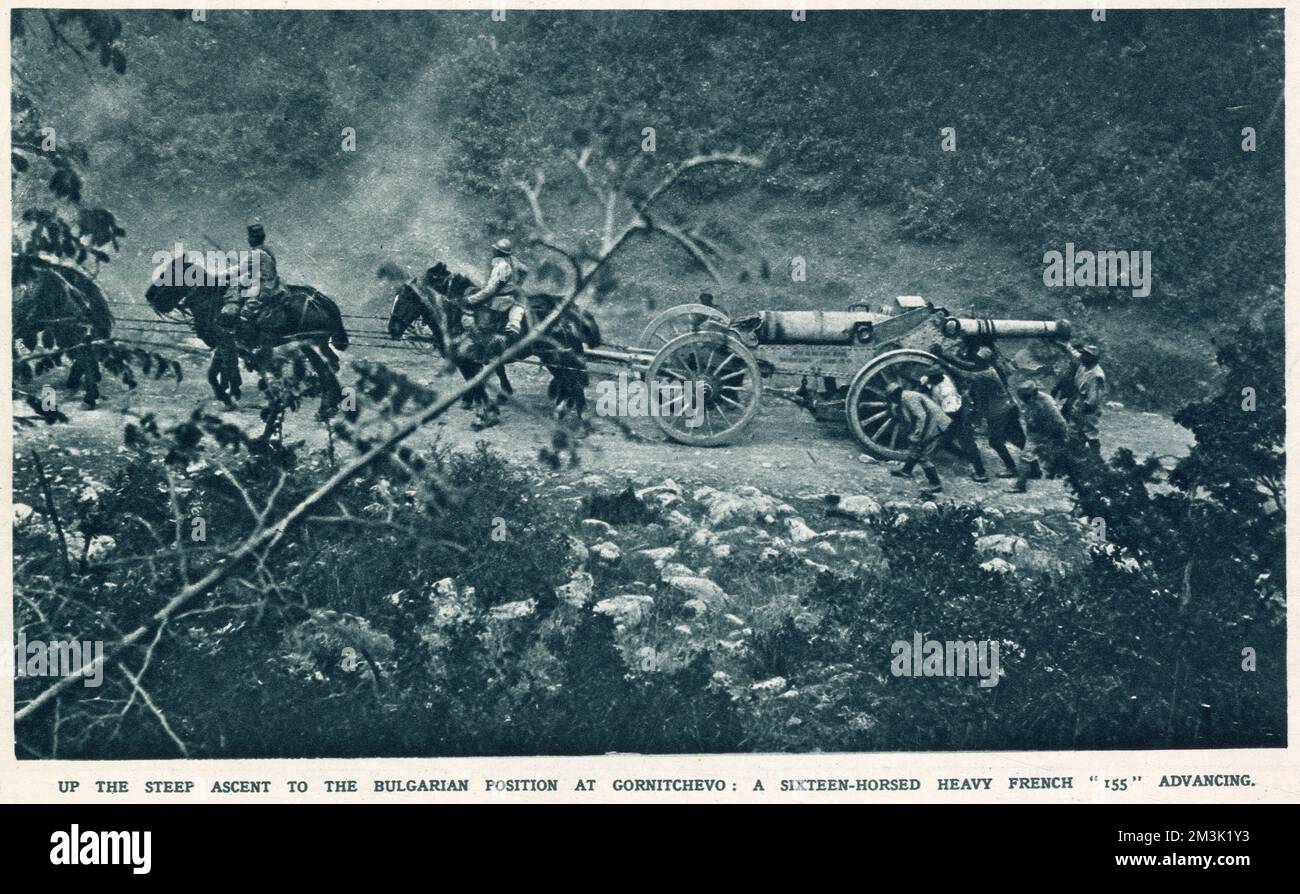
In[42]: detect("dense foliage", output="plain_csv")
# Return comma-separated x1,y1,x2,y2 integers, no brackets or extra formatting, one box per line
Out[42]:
13,317,1284,755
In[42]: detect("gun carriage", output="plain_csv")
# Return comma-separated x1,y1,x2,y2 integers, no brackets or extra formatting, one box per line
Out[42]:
587,296,1070,460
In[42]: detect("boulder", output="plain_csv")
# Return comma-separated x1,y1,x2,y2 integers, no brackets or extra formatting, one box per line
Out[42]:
592,594,654,627
691,485,780,528
489,598,538,621
975,534,1030,557
785,516,819,544
637,546,679,568
979,558,1016,574
581,518,618,538
665,575,729,606
556,571,595,608
824,494,882,522
751,676,788,695
590,541,622,562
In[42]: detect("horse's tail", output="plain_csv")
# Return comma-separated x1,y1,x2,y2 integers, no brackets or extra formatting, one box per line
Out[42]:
316,292,349,351
577,307,602,349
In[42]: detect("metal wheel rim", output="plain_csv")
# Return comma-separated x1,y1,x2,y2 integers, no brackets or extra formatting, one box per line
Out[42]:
846,349,941,460
638,303,730,350
646,331,761,446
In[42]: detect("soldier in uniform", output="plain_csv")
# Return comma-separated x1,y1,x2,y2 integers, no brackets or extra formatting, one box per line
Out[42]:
1010,380,1069,493
933,344,1026,479
921,370,988,482
1063,343,1106,454
460,238,529,358
886,382,952,495
220,223,284,340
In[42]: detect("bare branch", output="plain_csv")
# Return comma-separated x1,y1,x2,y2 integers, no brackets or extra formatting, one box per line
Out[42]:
640,152,763,210
645,216,721,283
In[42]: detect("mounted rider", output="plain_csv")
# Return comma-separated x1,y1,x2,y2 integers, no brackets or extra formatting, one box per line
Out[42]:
220,223,285,339
459,238,529,357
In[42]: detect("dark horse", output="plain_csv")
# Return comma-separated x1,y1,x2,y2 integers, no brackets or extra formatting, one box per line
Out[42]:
13,256,114,408
144,257,349,437
386,261,600,429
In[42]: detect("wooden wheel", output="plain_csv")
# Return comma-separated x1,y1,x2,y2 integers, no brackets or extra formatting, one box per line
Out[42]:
846,348,940,460
646,331,762,446
638,303,730,350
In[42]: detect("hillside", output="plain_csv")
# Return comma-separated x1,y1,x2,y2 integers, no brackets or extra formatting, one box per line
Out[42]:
12,8,1285,411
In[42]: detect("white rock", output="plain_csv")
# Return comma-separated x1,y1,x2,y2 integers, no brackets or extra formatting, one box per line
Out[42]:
660,562,697,579
592,594,654,627
785,517,819,544
86,535,116,561
688,528,719,549
664,510,697,532
591,541,622,562
635,479,682,498
711,543,733,559
692,485,780,528
684,599,710,615
975,534,1030,557
665,575,728,605
566,536,590,567
556,570,595,607
637,546,679,568
581,518,617,538
833,495,882,520
752,676,788,694
980,558,1016,574
13,503,33,527
489,598,538,620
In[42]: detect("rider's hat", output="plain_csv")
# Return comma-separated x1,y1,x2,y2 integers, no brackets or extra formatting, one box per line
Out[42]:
975,346,995,362
1016,380,1039,398
1079,343,1101,360
247,223,266,241
491,238,513,256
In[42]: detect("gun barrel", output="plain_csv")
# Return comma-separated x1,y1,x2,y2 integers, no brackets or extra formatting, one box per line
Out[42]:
755,310,887,345
943,318,1071,340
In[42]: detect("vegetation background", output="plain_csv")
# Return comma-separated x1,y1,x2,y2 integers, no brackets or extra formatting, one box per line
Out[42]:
15,8,1284,409
10,9,1286,758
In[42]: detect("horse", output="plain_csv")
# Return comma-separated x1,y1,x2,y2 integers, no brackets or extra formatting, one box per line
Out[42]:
386,261,601,429
13,256,114,409
144,257,350,437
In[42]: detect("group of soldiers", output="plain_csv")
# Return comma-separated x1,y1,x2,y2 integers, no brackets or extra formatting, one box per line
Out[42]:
218,224,1105,497
884,340,1107,496
220,224,529,353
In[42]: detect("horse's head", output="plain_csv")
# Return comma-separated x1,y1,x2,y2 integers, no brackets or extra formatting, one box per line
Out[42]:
422,261,452,297
145,255,224,318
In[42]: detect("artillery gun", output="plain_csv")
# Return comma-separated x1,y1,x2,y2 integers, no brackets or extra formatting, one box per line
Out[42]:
628,296,1071,459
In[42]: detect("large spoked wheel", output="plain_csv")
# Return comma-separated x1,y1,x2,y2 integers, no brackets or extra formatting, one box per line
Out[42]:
638,303,730,350
646,331,762,446
846,349,941,461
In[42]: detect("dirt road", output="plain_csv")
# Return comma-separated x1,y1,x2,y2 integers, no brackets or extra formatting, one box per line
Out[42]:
16,342,1195,515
